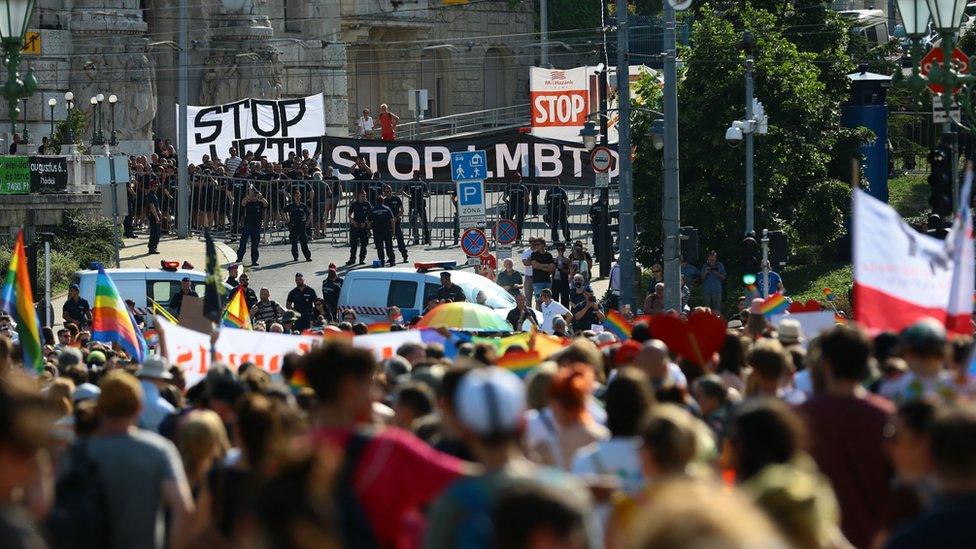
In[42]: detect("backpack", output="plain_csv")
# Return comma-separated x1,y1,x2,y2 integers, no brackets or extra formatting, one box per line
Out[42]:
335,430,380,549
46,440,113,549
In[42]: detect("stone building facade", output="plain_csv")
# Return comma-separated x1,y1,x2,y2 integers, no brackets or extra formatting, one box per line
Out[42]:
14,0,534,155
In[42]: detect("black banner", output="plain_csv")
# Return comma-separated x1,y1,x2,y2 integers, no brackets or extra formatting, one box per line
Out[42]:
29,156,68,193
320,131,619,184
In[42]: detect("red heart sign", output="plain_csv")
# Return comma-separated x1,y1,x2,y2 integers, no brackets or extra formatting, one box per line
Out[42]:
648,310,727,366
788,300,821,313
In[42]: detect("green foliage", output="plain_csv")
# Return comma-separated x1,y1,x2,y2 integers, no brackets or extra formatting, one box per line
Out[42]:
51,211,118,271
888,174,930,217
48,107,88,154
540,0,603,32
791,179,850,248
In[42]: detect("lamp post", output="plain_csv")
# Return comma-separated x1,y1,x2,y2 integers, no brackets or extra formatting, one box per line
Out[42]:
63,91,74,145
89,96,97,145
108,94,118,147
96,93,105,146
0,0,37,137
20,96,28,143
46,97,54,139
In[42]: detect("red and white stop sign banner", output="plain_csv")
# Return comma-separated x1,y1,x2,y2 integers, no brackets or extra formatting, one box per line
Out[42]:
530,66,590,140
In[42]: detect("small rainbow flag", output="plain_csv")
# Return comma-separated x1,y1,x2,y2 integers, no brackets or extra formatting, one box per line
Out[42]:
823,288,835,302
0,231,43,372
759,292,789,317
288,366,310,392
604,309,633,339
222,286,252,330
497,349,541,378
367,322,391,333
143,329,159,349
91,264,148,362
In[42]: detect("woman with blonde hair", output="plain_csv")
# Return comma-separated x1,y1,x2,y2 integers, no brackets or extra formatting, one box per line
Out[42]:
177,409,230,496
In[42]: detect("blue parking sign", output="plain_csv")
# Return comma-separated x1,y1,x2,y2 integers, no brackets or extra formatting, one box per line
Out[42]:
450,150,488,181
458,181,483,206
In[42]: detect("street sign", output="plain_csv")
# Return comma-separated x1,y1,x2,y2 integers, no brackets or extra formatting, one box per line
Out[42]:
590,145,613,173
461,227,488,258
933,96,960,123
21,31,40,55
595,172,609,188
451,150,488,181
920,47,970,94
95,156,130,185
494,219,517,245
456,180,486,228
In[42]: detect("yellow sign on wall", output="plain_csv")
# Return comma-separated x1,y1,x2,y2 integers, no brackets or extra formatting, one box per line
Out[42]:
21,31,40,55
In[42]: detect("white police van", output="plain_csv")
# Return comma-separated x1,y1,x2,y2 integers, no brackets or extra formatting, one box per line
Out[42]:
337,263,541,325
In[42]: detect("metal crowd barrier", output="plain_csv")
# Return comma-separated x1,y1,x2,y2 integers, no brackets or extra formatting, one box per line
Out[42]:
124,173,620,252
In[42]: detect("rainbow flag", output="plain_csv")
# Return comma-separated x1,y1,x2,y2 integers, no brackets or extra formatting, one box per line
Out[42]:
222,286,252,330
823,288,835,302
288,367,310,392
496,350,541,378
367,322,391,333
604,309,633,339
91,264,148,362
0,231,43,372
759,292,789,317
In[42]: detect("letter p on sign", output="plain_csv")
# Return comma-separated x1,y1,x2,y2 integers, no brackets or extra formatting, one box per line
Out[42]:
459,181,483,206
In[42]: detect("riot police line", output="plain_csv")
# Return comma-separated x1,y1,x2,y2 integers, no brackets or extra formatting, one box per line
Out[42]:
140,174,619,250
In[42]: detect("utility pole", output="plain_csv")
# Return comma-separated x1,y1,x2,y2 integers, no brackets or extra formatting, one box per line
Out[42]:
540,0,549,67
661,2,681,312
177,0,190,238
744,31,755,236
615,0,637,311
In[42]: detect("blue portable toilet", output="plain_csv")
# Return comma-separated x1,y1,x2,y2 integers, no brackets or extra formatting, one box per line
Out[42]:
841,67,892,202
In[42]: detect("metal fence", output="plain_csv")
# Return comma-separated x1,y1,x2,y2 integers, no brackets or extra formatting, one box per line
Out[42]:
125,175,619,251
889,111,938,175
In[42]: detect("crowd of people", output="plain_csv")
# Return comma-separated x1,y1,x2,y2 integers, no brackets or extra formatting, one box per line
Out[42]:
3,279,976,549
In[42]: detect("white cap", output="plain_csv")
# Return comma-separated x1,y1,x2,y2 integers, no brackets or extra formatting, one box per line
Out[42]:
455,367,526,437
73,382,102,402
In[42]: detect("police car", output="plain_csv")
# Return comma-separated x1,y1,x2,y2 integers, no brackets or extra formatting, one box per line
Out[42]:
71,261,233,320
337,262,542,325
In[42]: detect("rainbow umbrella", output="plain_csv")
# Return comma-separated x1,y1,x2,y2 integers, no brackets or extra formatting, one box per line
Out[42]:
417,302,513,332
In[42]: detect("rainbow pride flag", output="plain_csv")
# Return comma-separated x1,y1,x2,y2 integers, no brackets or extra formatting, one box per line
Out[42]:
496,349,541,378
288,367,310,392
367,322,391,333
759,292,789,317
0,231,43,372
604,309,633,339
91,264,148,362
822,288,835,302
222,286,252,329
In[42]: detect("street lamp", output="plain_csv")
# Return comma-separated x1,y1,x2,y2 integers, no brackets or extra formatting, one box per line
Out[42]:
95,93,104,145
108,93,117,146
578,121,599,151
63,91,73,144
20,96,28,142
0,0,37,135
896,0,931,35
46,97,54,139
89,96,97,145
926,0,966,31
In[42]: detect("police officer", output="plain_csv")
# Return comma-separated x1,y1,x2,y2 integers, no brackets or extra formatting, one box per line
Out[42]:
367,172,384,206
237,186,269,266
286,273,317,332
448,186,460,245
434,271,467,303
382,184,409,263
62,284,92,329
347,190,371,266
369,194,396,267
404,171,430,245
504,174,529,244
169,277,199,317
238,272,258,309
225,263,240,287
545,178,571,243
320,265,343,322
286,189,313,262
589,189,609,259
146,179,161,255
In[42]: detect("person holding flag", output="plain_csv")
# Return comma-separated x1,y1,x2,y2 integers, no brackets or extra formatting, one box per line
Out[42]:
89,263,149,363
0,231,43,372
222,286,253,330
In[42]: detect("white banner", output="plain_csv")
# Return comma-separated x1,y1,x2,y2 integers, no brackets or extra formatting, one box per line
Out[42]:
530,67,591,142
157,317,426,387
182,93,326,165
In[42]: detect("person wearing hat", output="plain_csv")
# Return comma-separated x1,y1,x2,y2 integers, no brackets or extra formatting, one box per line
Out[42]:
777,319,804,349
135,355,176,433
280,310,300,333
425,367,597,548
225,263,241,288
879,317,955,404
286,273,317,332
571,284,605,335
85,349,107,369
62,283,92,329
168,277,198,317
321,267,343,323
434,271,467,303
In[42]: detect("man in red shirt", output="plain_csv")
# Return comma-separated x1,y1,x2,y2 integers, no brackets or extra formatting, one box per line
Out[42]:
304,340,474,548
797,326,895,548
378,103,400,141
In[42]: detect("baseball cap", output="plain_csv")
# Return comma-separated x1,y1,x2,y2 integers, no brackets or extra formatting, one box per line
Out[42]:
900,317,947,357
455,367,526,437
614,339,643,366
295,272,304,278
86,350,107,366
440,271,451,278
69,283,80,291
73,382,102,403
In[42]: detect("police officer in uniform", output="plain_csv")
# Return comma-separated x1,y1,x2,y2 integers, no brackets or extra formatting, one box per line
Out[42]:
589,189,610,259
434,271,467,303
504,174,529,244
368,194,396,267
346,190,371,266
404,171,430,245
286,273,317,332
545,178,571,243
285,189,313,262
320,265,343,323
146,179,162,255
382,184,409,263
237,186,269,266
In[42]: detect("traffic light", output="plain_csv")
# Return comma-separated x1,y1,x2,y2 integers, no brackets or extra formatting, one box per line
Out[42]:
768,230,788,269
928,146,952,217
742,232,759,273
680,226,699,263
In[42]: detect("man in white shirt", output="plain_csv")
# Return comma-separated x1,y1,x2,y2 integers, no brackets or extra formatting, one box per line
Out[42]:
521,237,535,304
538,288,570,334
356,108,375,138
225,146,242,176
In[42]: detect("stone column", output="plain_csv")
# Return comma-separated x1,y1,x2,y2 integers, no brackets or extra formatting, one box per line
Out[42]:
199,13,281,105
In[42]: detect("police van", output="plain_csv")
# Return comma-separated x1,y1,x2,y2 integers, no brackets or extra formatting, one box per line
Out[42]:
337,263,542,325
71,261,233,320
